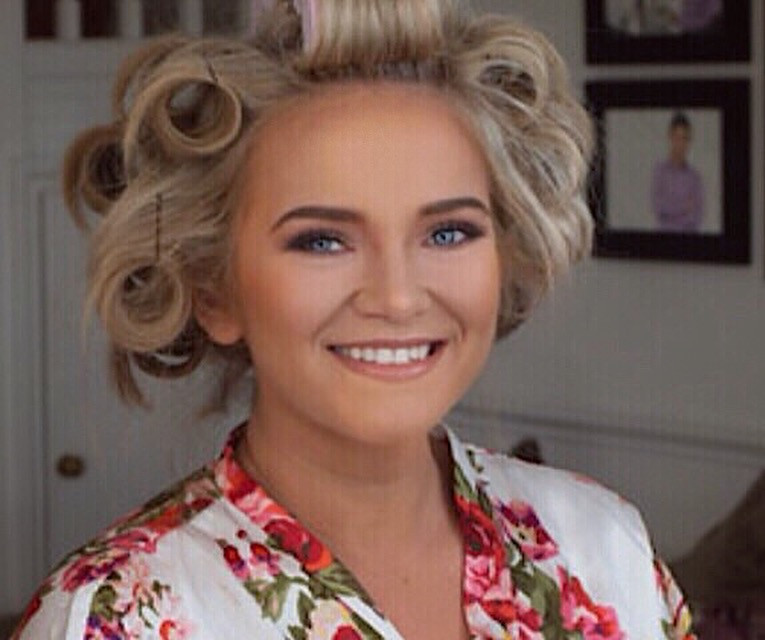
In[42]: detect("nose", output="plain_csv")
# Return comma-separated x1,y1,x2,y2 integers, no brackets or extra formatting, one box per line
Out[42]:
352,247,430,321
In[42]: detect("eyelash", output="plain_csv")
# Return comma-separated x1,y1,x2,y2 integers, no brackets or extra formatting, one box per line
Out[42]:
284,220,487,254
284,229,348,254
426,221,486,247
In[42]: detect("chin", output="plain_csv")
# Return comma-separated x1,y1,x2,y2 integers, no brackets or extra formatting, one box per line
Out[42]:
326,396,455,447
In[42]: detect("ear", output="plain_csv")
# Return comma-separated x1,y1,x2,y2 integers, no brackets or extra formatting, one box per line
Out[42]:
194,291,243,346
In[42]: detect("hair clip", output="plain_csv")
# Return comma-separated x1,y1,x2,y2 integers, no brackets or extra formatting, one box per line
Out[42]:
203,54,220,85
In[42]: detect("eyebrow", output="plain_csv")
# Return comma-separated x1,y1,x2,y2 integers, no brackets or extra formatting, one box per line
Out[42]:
270,196,491,232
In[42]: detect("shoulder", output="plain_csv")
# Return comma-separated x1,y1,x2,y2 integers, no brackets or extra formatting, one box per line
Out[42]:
13,465,221,639
457,436,653,560
448,432,697,636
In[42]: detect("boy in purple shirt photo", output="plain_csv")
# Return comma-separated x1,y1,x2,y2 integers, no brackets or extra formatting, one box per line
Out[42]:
652,111,705,233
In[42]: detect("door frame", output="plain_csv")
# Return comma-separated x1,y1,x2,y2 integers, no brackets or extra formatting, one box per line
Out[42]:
0,0,47,614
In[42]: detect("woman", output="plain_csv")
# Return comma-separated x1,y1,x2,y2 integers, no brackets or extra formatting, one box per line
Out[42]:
14,1,694,638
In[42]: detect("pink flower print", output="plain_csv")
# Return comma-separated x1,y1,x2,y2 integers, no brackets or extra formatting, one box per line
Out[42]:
230,484,286,531
456,494,506,602
558,568,624,640
496,500,558,561
464,552,502,602
111,560,192,639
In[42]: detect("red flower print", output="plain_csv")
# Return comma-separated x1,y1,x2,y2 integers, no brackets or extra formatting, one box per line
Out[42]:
558,568,624,640
455,494,506,602
159,619,190,640
481,567,544,636
249,542,280,576
456,494,501,557
221,543,248,580
265,518,332,572
61,550,130,592
60,527,162,591
333,626,362,640
496,500,558,561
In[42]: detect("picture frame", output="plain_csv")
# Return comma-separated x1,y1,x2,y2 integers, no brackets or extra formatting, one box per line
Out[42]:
585,1,750,64
586,79,750,264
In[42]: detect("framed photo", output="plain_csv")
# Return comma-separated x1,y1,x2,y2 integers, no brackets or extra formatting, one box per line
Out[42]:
586,80,750,264
585,1,750,63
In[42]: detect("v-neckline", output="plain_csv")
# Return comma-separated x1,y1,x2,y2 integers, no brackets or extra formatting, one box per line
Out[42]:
213,423,492,638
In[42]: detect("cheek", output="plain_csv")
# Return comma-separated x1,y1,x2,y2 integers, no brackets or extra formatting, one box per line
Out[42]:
450,250,501,318
236,258,351,349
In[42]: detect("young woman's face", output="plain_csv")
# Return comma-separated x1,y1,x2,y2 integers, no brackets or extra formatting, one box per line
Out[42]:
203,83,501,445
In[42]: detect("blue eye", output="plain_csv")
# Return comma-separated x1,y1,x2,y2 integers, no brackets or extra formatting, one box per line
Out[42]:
427,222,484,247
285,230,347,254
431,228,465,246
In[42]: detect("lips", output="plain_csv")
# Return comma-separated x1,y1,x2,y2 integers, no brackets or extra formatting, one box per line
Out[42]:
327,340,445,367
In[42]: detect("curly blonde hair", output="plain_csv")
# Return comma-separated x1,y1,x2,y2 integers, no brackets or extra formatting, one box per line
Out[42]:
63,0,593,404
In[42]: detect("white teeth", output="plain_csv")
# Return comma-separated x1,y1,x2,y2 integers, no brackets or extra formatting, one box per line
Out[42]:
333,344,434,365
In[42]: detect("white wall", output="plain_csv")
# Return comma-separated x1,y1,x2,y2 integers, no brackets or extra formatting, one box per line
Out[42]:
459,0,765,559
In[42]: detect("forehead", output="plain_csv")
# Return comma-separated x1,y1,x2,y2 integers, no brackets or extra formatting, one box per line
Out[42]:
238,82,490,218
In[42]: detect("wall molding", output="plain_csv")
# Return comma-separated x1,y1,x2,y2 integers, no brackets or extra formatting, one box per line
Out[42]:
449,404,765,464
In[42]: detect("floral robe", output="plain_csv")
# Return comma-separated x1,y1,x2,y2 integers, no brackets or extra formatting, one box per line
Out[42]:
13,425,695,639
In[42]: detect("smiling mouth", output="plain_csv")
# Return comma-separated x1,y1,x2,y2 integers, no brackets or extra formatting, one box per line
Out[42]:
328,341,445,366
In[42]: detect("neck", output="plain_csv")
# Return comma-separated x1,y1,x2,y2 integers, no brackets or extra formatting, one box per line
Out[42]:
237,402,455,554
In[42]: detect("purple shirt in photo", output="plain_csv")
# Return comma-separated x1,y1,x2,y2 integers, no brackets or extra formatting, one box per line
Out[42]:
652,160,704,232
679,0,723,32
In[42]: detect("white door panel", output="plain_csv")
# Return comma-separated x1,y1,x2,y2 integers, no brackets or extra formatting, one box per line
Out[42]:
38,181,245,565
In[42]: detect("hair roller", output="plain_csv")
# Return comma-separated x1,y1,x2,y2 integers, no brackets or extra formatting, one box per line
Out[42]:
122,72,243,168
154,77,243,158
91,253,192,356
61,124,126,229
111,35,191,120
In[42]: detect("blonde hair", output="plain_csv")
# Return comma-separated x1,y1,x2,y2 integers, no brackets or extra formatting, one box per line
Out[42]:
63,0,593,404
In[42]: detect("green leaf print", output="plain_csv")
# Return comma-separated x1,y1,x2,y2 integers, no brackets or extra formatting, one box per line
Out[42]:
288,624,308,640
313,563,370,600
476,486,494,518
454,464,477,503
90,584,119,622
258,574,292,621
466,448,485,474
507,543,570,639
350,611,385,640
297,591,316,627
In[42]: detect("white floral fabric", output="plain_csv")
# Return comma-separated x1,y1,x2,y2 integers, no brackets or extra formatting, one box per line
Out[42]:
13,425,694,639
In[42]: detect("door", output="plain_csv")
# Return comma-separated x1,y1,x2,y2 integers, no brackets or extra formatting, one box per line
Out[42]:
38,179,247,565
